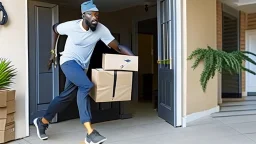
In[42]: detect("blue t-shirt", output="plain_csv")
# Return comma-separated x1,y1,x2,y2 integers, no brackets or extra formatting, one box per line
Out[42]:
56,19,115,69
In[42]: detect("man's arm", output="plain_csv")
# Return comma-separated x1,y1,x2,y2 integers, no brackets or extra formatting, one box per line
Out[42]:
99,24,135,56
108,39,135,56
48,23,60,70
51,23,60,53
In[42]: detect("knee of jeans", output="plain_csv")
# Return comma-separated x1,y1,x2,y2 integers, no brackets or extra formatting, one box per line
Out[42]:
79,82,94,91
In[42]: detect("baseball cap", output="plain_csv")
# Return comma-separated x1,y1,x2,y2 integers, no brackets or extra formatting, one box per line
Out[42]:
81,0,99,13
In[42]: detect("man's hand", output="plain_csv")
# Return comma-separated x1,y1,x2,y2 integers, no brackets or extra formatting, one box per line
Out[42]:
47,24,60,70
47,50,56,70
108,40,135,56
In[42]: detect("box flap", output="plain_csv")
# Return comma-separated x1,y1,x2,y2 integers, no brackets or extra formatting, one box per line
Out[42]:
0,91,7,107
0,123,15,143
0,119,7,131
102,54,138,71
7,90,15,101
6,113,14,124
7,101,15,114
0,108,7,119
0,114,14,131
90,69,133,102
0,90,15,108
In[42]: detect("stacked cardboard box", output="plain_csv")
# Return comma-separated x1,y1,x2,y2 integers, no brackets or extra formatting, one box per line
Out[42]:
89,54,138,102
0,90,15,143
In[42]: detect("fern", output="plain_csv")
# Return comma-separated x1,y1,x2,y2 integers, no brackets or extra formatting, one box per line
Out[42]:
0,58,17,90
187,46,256,92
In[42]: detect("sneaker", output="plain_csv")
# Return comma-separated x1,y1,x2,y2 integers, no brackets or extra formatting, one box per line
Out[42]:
84,130,107,144
33,117,49,140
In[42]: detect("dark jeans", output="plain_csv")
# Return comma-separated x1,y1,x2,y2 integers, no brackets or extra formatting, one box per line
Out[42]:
43,60,93,124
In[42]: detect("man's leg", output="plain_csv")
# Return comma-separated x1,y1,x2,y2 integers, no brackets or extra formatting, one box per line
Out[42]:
59,61,107,144
43,79,77,122
33,65,77,140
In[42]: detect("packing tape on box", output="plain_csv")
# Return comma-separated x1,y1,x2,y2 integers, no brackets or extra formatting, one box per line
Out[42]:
112,71,117,100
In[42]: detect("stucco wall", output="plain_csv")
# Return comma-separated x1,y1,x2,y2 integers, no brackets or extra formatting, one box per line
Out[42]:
186,0,218,115
0,0,29,139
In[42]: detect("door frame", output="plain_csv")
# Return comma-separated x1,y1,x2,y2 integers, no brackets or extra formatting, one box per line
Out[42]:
28,0,59,124
131,0,183,127
245,29,256,96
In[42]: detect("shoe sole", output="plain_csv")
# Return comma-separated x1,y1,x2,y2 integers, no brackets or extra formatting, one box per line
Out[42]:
84,138,107,144
33,118,48,140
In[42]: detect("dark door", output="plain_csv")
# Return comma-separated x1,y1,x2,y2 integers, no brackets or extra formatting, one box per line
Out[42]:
28,1,59,124
157,0,176,126
221,5,241,98
29,1,122,124
56,35,121,124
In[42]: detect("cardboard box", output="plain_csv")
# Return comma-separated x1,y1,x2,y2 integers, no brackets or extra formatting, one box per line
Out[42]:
89,69,133,102
0,90,15,107
102,54,138,71
0,101,15,119
0,113,15,131
0,123,15,143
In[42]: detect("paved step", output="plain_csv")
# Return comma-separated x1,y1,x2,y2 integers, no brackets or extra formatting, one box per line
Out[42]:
245,96,256,101
211,110,256,118
220,105,256,112
221,100,256,107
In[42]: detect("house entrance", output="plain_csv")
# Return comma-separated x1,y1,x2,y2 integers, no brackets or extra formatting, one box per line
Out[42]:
28,0,179,127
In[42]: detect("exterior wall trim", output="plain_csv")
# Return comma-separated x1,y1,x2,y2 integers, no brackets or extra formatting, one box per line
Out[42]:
245,29,256,95
182,106,220,126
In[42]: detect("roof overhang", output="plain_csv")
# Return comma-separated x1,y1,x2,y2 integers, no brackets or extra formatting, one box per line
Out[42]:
221,0,256,13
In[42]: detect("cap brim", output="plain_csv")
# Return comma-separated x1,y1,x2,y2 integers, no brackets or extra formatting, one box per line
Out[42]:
87,7,99,12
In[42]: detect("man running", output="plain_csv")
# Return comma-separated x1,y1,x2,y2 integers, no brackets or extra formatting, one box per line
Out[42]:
33,0,134,144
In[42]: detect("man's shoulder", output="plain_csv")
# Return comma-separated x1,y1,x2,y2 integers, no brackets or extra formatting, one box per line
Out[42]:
59,19,82,26
96,23,110,31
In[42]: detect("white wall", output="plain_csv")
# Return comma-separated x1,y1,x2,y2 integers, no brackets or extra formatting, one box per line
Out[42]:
0,0,29,139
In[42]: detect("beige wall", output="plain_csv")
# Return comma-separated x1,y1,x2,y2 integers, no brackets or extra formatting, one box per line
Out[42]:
0,0,29,139
186,0,218,115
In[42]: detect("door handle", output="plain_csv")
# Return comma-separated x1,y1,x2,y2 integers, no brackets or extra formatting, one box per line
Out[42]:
157,59,171,64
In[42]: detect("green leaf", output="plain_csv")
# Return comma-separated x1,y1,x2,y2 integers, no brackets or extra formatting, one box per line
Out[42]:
187,46,256,92
0,58,17,90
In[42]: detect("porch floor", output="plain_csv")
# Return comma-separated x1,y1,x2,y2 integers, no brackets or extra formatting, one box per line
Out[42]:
9,102,256,144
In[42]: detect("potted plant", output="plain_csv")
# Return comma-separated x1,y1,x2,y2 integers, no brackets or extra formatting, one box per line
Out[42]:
0,58,17,107
187,46,256,92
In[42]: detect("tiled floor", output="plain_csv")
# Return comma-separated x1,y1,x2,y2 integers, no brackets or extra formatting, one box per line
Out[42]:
7,102,256,144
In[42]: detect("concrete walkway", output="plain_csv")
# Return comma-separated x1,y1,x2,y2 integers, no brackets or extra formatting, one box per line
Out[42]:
8,102,256,144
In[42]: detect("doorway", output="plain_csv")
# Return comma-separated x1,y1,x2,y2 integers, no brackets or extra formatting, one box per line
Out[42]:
137,18,158,109
221,4,242,98
28,0,179,128
28,1,59,124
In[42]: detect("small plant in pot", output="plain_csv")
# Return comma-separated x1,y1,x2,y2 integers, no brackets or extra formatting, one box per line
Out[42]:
0,58,17,107
187,46,256,92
